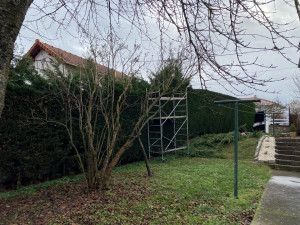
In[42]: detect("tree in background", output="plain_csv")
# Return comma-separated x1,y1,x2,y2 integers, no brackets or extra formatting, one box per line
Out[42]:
150,58,191,94
287,99,300,132
288,74,300,131
34,40,192,191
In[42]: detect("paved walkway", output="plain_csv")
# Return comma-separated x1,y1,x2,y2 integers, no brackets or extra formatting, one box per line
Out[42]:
252,170,300,225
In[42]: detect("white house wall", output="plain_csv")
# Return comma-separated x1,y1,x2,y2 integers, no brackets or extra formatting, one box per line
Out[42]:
34,50,68,76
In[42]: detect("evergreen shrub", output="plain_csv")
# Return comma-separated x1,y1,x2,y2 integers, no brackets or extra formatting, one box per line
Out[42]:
188,89,255,137
0,58,255,188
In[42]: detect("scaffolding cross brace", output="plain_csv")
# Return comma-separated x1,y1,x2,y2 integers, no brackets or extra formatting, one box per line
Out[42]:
147,89,189,161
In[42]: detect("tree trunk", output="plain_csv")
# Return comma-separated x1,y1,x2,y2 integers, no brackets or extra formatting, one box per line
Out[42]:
295,0,300,21
86,151,99,191
0,0,33,118
138,136,152,177
99,139,134,189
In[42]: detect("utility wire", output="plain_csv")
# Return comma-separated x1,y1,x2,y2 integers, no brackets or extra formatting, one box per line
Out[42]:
218,104,255,115
239,102,257,110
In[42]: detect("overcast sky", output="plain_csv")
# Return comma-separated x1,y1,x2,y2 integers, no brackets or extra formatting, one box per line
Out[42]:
16,0,300,105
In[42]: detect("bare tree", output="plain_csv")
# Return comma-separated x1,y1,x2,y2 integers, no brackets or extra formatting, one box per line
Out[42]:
1,0,300,119
292,73,300,98
36,39,190,191
255,98,286,115
287,99,300,130
288,73,300,128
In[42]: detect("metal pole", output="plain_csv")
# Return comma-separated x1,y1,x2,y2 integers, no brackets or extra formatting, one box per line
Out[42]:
185,89,189,155
147,90,151,159
273,113,275,136
147,120,151,159
264,112,266,133
234,102,239,199
289,107,291,126
214,98,260,199
173,98,176,150
159,93,164,161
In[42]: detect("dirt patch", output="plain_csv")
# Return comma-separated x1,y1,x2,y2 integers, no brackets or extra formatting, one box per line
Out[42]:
0,173,152,225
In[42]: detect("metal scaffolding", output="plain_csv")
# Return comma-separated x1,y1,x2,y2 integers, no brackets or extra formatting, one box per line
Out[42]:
147,89,189,160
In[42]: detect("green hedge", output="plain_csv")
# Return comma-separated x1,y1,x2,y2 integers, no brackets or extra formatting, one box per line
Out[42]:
0,61,255,188
188,89,255,137
0,67,149,188
0,77,80,188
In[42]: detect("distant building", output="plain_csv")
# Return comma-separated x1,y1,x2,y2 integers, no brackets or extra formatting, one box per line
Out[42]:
240,95,288,134
240,95,277,112
25,39,123,77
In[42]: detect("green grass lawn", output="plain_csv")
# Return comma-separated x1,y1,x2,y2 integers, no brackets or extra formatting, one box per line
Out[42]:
0,135,270,224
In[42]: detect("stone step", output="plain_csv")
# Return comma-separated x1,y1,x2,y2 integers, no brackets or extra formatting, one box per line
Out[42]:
276,138,300,143
269,164,300,172
275,154,300,161
276,150,300,156
276,159,300,166
276,142,300,147
276,146,300,151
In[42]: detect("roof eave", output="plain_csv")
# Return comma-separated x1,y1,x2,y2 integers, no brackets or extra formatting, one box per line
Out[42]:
24,39,66,64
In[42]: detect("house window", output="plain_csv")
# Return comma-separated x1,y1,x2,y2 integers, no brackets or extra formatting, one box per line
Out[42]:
48,58,54,64
41,58,47,69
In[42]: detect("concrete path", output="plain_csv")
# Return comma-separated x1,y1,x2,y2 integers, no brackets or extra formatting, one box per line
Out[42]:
252,170,300,225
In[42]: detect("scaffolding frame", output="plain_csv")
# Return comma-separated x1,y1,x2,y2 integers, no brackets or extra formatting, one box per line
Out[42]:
147,89,189,160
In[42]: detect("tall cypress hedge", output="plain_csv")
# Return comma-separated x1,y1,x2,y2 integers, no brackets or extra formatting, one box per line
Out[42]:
0,61,80,188
0,59,255,188
0,61,150,188
188,89,255,137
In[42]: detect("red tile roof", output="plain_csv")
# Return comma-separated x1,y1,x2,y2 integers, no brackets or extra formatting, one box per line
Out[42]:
240,95,276,105
25,39,123,77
